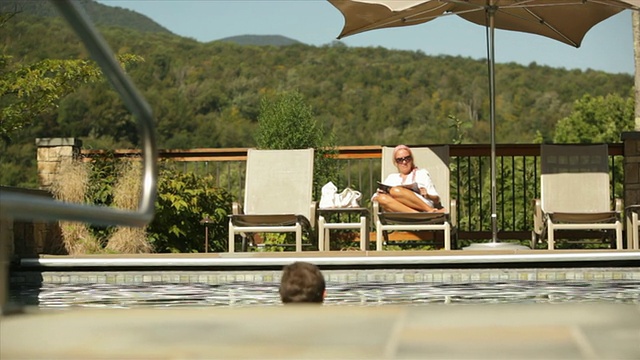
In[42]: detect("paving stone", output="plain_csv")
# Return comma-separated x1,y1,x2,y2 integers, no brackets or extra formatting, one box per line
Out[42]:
2,304,638,359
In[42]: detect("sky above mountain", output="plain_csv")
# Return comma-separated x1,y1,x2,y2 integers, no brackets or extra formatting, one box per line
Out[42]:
96,0,636,74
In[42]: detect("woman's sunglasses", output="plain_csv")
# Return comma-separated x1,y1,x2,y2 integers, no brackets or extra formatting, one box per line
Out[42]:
395,155,412,164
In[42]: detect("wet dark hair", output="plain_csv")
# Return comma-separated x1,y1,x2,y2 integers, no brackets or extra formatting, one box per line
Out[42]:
279,262,325,304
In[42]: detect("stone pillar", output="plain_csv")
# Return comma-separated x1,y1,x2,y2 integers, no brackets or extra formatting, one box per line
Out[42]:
622,132,640,207
36,138,83,190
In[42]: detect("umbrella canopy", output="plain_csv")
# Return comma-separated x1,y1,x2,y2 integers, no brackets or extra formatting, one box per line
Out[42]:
328,0,640,245
331,0,640,47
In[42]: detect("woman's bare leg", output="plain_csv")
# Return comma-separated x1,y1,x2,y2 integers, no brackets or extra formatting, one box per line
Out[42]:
387,187,442,212
375,194,417,212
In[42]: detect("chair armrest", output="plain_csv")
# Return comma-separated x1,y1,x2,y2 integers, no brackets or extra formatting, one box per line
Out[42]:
232,202,242,216
309,201,317,229
449,199,457,227
533,199,542,235
615,198,623,217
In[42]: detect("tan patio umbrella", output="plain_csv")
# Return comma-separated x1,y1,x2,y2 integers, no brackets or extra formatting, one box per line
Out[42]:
328,0,640,249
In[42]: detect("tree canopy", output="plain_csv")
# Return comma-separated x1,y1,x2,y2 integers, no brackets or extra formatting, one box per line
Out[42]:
0,4,635,187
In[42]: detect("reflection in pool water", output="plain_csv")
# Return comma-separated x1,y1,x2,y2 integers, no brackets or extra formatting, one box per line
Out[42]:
10,281,640,309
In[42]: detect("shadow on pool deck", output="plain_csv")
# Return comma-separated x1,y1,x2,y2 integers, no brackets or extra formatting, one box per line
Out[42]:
1,303,639,359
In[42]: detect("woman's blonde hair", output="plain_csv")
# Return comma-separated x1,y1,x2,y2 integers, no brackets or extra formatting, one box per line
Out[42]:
392,144,413,159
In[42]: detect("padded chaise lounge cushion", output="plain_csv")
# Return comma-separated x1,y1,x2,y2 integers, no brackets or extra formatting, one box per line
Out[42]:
232,214,311,228
548,212,618,224
378,212,447,225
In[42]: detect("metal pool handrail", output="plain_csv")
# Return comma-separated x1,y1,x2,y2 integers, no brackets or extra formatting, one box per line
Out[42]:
0,0,157,227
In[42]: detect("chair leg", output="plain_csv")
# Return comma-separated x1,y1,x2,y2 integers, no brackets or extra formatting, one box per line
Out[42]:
376,222,383,251
616,223,623,250
295,224,302,252
228,220,235,253
627,214,634,250
634,212,639,250
360,215,368,251
324,228,330,251
547,220,555,250
444,225,451,251
318,216,326,252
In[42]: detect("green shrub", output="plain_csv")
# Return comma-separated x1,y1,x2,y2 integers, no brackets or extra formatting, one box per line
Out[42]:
148,166,232,253
255,89,339,197
85,156,232,253
253,90,339,251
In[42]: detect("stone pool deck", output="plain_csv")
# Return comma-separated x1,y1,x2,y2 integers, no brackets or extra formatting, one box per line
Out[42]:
2,303,639,359
3,250,640,359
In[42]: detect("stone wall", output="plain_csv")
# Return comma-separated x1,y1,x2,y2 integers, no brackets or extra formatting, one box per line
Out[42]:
36,137,83,190
5,138,81,257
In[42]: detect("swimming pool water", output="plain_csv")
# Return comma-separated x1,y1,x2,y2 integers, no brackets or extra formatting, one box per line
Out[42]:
9,280,640,308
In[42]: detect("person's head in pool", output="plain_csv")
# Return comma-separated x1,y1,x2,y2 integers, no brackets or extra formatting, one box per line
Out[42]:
279,261,326,304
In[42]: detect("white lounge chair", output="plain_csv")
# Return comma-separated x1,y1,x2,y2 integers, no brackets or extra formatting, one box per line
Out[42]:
373,146,456,251
228,148,316,252
532,144,623,250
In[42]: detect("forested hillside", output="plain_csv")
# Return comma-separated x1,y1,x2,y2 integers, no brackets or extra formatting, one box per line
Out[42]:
218,35,302,47
0,0,635,187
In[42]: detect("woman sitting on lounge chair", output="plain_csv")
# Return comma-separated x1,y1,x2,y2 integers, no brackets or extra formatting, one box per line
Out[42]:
373,145,445,213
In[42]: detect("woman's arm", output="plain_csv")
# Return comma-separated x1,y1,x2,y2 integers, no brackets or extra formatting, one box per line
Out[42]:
415,169,441,206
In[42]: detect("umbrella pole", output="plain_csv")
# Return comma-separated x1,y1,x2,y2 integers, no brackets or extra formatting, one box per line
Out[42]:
489,6,498,244
463,4,529,251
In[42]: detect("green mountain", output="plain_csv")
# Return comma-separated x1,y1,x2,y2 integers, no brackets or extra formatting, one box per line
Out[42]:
1,0,304,47
0,0,172,34
216,35,303,46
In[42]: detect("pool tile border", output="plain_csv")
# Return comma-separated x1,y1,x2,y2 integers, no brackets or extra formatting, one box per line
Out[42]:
10,267,640,285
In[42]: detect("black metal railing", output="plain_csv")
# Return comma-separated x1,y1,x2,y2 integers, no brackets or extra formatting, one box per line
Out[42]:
83,144,624,241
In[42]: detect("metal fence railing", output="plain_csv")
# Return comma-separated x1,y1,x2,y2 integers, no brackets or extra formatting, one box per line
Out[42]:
83,144,624,242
